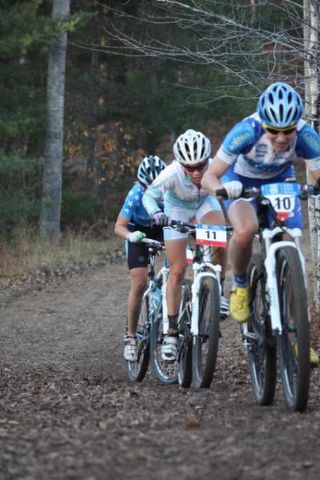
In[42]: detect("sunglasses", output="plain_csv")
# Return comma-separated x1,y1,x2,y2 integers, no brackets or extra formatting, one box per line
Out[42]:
264,125,297,136
183,160,208,173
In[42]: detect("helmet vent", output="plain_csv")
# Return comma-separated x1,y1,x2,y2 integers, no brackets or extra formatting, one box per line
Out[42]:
257,82,304,128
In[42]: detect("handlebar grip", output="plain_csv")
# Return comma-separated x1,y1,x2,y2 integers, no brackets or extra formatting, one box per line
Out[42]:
141,238,163,248
215,188,228,199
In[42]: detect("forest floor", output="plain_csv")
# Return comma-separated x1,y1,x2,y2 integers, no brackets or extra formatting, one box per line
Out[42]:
1,244,320,480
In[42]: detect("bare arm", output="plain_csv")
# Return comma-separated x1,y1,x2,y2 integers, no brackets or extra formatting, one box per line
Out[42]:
201,155,230,194
114,214,130,240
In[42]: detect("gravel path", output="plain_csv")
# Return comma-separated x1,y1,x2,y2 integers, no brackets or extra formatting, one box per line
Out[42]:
1,263,320,480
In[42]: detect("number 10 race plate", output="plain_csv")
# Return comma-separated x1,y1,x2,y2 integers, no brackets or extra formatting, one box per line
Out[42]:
261,182,300,221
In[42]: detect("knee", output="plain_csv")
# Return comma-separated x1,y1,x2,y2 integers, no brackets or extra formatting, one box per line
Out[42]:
233,224,257,245
130,277,147,296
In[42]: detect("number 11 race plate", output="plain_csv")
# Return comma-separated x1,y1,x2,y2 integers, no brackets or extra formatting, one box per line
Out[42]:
195,224,227,247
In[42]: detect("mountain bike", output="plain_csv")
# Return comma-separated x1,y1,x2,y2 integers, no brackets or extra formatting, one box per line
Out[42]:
170,220,228,389
126,238,178,384
218,182,320,412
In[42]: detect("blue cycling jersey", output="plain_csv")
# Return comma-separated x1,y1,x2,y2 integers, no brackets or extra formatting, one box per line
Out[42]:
217,113,320,179
119,183,153,228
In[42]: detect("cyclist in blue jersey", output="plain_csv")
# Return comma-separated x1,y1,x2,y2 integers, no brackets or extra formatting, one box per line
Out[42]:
202,82,320,365
114,155,166,361
143,129,228,361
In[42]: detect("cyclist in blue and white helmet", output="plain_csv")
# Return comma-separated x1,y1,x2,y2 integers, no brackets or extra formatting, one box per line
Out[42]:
114,154,166,362
202,82,320,367
257,82,304,129
137,155,166,188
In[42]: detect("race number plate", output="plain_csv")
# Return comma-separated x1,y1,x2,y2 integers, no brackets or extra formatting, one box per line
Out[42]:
195,224,227,247
261,182,300,221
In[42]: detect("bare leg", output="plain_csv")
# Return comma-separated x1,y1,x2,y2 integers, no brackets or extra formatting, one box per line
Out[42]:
227,200,258,276
165,239,187,316
127,267,148,336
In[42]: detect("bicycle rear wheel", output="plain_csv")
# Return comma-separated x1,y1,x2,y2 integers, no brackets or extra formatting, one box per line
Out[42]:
192,275,220,389
276,246,310,412
177,280,192,388
150,304,178,385
246,254,276,405
126,295,150,382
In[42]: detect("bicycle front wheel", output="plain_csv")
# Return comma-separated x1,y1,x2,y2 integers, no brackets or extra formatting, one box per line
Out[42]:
150,304,178,385
177,280,192,388
192,275,220,389
126,296,150,382
276,246,310,412
246,254,276,405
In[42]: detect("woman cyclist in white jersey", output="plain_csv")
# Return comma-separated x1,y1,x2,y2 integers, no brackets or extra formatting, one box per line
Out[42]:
143,129,228,361
201,82,320,366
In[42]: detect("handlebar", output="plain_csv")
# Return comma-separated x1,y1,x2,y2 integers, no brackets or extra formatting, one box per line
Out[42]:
299,184,320,199
169,220,233,234
215,184,320,201
141,238,165,254
170,220,195,233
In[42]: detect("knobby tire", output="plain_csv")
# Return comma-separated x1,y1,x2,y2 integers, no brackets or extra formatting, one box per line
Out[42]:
177,280,193,388
192,275,220,389
126,295,150,382
247,254,277,405
150,303,178,385
276,246,310,412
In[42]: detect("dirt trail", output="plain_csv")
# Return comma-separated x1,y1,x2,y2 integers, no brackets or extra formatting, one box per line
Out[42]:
1,263,320,480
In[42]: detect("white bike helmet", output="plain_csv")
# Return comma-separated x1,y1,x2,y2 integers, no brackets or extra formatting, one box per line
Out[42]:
137,155,166,188
173,129,211,165
258,82,304,128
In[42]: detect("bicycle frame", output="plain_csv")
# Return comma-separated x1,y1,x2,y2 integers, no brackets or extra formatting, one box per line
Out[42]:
163,221,227,336
160,259,170,334
260,227,305,335
241,184,308,338
140,240,166,328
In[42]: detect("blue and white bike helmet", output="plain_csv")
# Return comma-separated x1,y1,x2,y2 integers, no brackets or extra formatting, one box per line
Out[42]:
173,129,211,165
257,82,304,128
137,155,166,188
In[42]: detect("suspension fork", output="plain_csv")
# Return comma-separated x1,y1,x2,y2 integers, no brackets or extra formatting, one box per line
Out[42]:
190,261,219,336
264,240,302,335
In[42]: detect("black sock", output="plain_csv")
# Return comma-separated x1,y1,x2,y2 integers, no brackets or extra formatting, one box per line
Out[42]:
168,314,178,336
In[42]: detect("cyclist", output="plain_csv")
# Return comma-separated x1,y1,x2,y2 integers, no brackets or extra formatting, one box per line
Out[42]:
114,155,166,362
201,81,320,365
143,129,228,361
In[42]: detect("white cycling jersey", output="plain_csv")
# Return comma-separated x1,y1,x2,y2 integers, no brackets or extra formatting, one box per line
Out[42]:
142,160,221,216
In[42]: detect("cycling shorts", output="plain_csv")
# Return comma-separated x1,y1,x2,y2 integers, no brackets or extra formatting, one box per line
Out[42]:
221,165,303,229
127,224,163,270
163,195,223,241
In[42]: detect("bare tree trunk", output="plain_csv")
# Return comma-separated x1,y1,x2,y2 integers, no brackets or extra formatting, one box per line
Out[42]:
304,0,320,312
40,0,70,241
